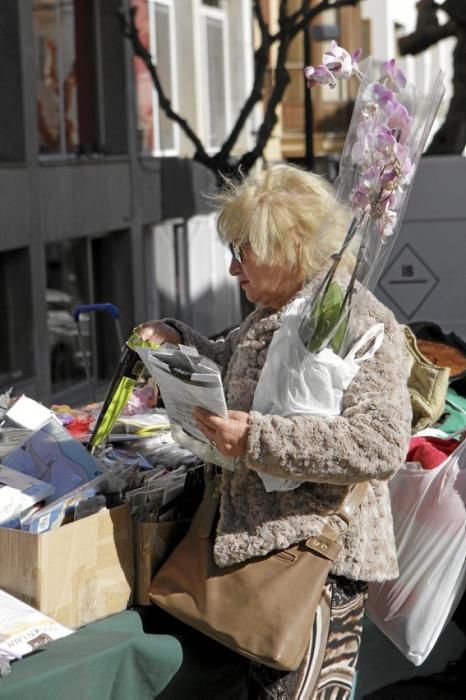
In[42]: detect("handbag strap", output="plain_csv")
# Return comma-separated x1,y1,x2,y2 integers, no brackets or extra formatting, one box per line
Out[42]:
197,474,221,539
317,481,369,544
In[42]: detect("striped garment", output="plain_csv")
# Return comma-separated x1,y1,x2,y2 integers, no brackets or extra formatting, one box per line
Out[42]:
250,576,367,699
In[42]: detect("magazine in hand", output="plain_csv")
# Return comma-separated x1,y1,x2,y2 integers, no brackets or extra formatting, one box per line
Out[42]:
135,344,235,469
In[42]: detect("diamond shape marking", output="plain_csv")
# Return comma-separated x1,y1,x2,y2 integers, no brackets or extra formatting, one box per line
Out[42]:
379,244,438,319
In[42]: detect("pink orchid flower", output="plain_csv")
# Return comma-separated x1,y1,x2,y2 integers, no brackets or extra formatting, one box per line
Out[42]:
351,164,384,215
371,83,396,109
380,59,407,92
386,102,412,144
351,187,371,213
375,127,397,158
380,166,399,189
304,64,336,89
375,208,398,237
322,41,361,80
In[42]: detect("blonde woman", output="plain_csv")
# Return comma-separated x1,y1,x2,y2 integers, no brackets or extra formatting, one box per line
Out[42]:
137,164,412,699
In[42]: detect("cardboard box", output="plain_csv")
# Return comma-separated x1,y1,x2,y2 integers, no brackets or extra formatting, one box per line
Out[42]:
133,519,189,605
0,505,134,628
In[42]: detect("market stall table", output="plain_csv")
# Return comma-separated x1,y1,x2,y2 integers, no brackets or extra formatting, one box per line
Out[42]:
0,610,182,700
0,606,253,700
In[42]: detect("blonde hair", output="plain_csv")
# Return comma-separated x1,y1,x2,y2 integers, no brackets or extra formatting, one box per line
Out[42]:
216,164,352,281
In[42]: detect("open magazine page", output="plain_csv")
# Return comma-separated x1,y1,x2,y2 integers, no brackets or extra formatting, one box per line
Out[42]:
136,344,235,469
0,589,73,661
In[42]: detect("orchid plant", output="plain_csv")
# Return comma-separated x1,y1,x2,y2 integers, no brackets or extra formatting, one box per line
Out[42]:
299,42,443,355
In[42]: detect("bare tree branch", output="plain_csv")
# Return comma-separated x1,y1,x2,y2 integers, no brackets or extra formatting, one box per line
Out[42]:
118,5,211,166
273,0,360,42
278,0,290,25
398,0,466,155
399,22,457,55
287,3,306,26
237,34,292,172
253,0,268,35
121,0,362,180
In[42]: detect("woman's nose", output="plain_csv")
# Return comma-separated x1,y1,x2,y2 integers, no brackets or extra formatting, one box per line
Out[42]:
229,257,241,276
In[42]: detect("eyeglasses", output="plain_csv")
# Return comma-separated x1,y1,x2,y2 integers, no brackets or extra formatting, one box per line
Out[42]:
229,241,247,264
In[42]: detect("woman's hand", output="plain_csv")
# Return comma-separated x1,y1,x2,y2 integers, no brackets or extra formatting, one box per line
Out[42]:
193,407,250,458
134,320,181,346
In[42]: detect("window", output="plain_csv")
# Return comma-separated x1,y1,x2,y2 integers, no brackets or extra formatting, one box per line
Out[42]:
46,239,91,389
199,1,231,150
0,7,25,162
133,0,178,155
0,249,34,394
33,0,97,156
46,231,135,394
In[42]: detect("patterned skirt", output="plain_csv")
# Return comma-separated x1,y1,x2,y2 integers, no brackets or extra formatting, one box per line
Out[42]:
249,575,368,700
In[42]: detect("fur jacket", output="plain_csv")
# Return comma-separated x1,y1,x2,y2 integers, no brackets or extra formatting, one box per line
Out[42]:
166,277,412,582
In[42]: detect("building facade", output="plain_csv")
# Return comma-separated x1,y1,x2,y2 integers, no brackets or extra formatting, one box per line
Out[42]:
0,0,253,405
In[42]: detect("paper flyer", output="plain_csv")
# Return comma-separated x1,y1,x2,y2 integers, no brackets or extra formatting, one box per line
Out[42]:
0,465,55,527
0,589,73,660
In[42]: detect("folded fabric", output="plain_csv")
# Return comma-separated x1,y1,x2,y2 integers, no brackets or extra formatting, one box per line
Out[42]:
437,387,466,435
407,435,461,469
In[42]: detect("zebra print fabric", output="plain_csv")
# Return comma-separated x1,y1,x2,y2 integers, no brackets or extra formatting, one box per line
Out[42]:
250,576,367,699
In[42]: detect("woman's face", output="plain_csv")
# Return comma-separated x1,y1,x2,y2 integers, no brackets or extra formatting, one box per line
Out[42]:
229,243,303,309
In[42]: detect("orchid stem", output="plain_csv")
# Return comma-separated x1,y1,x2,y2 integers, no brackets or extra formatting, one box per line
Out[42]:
318,215,359,300
341,229,367,311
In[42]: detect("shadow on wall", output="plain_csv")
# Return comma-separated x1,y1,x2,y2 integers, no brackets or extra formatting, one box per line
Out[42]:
146,213,242,338
156,279,242,339
161,158,217,221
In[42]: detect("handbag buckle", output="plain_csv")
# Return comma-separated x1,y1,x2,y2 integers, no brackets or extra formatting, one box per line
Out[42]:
304,535,342,561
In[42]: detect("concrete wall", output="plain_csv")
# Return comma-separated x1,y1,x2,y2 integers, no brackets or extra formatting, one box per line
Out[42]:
38,161,133,241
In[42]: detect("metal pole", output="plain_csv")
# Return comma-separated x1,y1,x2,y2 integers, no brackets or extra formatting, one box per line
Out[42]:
303,18,315,171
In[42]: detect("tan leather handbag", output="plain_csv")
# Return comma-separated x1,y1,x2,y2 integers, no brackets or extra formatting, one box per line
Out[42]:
149,475,368,671
403,326,450,433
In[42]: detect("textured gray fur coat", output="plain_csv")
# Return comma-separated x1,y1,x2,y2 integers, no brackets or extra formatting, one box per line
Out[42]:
166,277,412,582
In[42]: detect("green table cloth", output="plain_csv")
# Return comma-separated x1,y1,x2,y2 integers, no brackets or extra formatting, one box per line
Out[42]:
0,610,183,700
0,606,252,700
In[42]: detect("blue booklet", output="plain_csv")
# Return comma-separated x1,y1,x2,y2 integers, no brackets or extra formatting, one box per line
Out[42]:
3,418,103,501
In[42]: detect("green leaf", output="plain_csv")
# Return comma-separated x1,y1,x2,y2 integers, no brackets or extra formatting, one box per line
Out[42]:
307,281,347,353
331,308,348,354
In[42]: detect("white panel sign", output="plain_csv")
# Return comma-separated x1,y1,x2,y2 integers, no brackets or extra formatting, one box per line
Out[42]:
378,244,438,319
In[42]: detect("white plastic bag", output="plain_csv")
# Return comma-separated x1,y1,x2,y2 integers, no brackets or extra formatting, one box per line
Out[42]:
366,438,466,666
252,298,384,492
